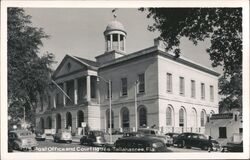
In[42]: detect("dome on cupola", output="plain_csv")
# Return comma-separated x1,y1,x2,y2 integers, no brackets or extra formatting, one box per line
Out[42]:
104,20,126,34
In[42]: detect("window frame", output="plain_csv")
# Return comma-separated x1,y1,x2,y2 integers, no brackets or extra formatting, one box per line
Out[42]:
201,83,205,100
138,73,145,94
210,85,214,102
179,76,185,96
120,77,128,96
166,73,173,93
191,80,196,98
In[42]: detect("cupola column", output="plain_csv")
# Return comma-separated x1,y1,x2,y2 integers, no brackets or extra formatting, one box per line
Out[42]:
110,34,113,50
118,33,120,50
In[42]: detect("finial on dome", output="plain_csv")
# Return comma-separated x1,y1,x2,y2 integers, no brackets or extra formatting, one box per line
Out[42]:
111,8,118,20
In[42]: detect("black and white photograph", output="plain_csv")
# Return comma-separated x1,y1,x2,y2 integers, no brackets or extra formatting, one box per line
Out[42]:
1,0,249,159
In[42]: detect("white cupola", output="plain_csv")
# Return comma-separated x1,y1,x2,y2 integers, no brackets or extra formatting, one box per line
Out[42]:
96,18,127,65
104,20,127,53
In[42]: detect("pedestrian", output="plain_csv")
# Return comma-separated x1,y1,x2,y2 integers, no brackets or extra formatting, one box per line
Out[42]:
208,136,213,152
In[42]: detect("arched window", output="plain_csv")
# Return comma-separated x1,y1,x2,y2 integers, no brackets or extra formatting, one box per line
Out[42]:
179,108,185,127
139,106,147,127
66,112,72,129
56,114,61,132
191,108,197,128
77,110,84,127
166,106,172,126
121,108,130,128
106,109,114,129
201,110,205,127
46,116,52,129
40,117,44,130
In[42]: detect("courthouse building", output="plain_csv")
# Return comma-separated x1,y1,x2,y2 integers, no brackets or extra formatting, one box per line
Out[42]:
36,20,220,135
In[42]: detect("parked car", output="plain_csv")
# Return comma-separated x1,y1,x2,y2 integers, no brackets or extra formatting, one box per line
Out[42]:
80,130,106,146
113,136,168,152
53,130,72,143
173,132,220,151
165,132,180,146
137,128,168,145
8,130,38,151
8,141,13,152
122,132,143,138
35,130,46,141
221,141,243,152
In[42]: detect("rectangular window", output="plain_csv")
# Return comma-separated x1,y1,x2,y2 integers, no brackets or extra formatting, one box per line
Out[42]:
210,85,214,102
191,80,196,98
201,83,205,100
166,73,172,93
179,77,185,95
239,128,243,134
219,127,227,138
121,78,127,96
138,73,145,93
107,81,112,99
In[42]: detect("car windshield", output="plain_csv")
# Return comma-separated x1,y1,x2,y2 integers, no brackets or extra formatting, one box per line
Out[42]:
19,131,32,137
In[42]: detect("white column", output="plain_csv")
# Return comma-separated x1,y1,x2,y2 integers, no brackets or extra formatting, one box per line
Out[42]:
86,76,91,102
53,94,56,108
63,82,67,106
118,34,120,50
124,36,126,52
74,79,78,105
110,34,113,50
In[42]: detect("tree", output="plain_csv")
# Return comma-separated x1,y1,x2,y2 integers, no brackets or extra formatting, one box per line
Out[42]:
140,8,242,112
8,8,55,128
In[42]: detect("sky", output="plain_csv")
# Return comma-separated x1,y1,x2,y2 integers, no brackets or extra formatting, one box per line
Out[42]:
24,8,221,73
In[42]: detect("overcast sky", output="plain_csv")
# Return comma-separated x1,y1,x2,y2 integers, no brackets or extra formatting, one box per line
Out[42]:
24,8,221,73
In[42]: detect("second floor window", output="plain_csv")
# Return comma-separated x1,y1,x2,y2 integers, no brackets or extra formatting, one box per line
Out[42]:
191,80,196,98
138,73,145,93
166,73,172,93
201,83,205,100
210,85,214,102
121,78,127,96
179,77,185,95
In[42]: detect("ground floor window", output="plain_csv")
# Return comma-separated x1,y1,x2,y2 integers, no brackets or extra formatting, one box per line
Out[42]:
139,107,147,127
106,109,114,129
239,128,243,134
219,127,227,138
179,108,185,127
121,108,130,128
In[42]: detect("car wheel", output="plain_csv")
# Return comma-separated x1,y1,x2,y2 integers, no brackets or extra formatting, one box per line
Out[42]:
201,145,208,150
13,143,20,150
31,147,36,150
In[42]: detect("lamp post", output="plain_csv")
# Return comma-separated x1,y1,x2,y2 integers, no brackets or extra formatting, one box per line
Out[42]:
94,75,112,144
134,80,139,132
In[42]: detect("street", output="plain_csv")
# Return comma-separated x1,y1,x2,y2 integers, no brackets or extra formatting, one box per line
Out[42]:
12,139,207,153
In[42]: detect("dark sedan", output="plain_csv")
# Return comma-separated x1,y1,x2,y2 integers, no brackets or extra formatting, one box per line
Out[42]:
80,130,106,146
173,132,220,151
221,141,243,152
113,136,169,152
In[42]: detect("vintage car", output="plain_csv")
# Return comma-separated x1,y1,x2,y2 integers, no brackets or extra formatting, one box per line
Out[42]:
35,130,46,141
8,130,38,151
53,130,72,143
221,141,243,152
113,136,169,152
137,128,168,145
80,130,106,146
173,132,220,151
165,132,180,146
